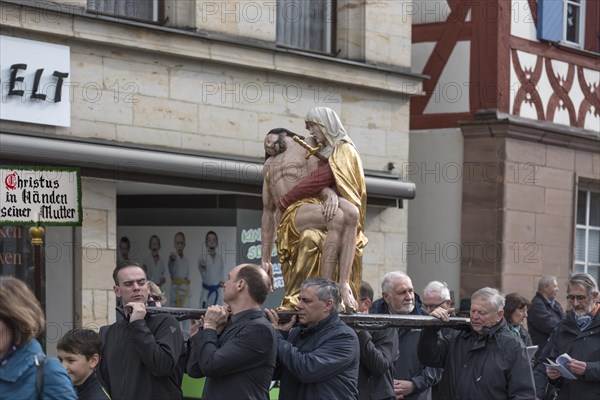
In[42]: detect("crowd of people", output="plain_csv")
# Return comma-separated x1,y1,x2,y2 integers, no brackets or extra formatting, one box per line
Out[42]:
1,263,599,400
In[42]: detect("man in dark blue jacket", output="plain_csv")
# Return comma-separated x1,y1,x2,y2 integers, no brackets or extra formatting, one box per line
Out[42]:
370,271,441,400
528,276,565,400
268,277,359,400
528,275,565,347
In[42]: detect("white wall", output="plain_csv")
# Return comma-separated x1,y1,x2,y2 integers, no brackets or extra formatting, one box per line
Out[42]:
407,128,463,304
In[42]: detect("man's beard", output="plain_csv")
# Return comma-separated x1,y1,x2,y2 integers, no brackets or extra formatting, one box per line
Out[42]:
573,308,588,317
392,302,414,314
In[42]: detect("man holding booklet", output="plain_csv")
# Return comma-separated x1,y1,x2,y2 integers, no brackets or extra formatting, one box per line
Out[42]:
533,273,600,400
542,353,576,380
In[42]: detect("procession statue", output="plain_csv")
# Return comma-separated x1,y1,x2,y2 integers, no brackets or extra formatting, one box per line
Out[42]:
261,107,368,312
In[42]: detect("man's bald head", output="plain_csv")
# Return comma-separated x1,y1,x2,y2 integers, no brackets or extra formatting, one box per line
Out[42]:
236,264,271,304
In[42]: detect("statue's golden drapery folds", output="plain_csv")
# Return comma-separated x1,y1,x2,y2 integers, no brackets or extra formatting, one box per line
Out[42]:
277,141,368,309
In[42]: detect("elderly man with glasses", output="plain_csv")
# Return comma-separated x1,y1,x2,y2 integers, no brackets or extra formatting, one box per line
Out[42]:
421,281,453,314
533,273,600,400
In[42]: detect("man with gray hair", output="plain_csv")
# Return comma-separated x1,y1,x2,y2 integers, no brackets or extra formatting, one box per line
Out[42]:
267,277,360,399
418,287,536,399
533,273,600,400
370,272,441,399
422,281,452,315
421,281,455,399
528,275,565,346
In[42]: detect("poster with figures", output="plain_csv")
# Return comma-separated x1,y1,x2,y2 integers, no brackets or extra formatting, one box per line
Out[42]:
116,226,237,310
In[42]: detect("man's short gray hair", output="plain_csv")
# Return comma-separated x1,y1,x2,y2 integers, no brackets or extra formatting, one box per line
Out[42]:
471,287,505,312
301,277,341,310
538,275,557,292
423,281,451,301
381,271,409,294
568,273,599,295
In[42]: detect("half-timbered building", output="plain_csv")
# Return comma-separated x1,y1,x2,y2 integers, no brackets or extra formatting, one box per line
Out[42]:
407,0,599,303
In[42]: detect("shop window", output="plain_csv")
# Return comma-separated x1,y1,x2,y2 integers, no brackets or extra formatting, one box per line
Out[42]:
276,0,336,54
87,0,161,23
0,225,74,355
574,188,600,282
0,226,36,290
538,0,585,48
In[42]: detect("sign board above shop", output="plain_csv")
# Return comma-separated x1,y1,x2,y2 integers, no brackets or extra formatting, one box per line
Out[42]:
0,35,70,127
1,166,82,226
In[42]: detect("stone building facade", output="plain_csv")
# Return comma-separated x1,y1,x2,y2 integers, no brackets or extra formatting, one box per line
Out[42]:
0,0,422,347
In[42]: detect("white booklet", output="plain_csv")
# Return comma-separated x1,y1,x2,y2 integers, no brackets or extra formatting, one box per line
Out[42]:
543,353,577,380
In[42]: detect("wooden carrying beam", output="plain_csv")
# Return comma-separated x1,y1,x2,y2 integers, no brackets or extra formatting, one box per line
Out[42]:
146,306,470,330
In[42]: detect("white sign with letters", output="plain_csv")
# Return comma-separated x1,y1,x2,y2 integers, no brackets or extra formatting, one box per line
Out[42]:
0,35,70,127
1,166,82,226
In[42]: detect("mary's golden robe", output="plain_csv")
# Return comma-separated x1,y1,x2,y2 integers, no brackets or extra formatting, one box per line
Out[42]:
277,141,368,309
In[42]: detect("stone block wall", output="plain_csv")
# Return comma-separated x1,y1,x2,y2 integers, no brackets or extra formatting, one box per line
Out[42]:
364,0,411,68
44,1,413,69
460,134,504,297
194,0,276,41
363,206,409,297
80,178,118,328
461,117,600,308
2,0,416,324
501,138,599,300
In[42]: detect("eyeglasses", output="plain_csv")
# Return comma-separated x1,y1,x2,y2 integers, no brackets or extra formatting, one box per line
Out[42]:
423,300,446,311
566,294,589,302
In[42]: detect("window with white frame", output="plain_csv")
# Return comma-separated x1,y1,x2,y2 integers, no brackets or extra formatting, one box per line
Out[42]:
564,0,584,46
87,0,160,23
538,0,586,48
575,188,599,282
276,0,336,54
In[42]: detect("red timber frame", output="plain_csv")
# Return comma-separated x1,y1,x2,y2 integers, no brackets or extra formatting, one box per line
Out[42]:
509,0,599,129
411,0,599,130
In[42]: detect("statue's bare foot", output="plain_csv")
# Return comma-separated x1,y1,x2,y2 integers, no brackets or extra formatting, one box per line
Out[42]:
340,283,358,314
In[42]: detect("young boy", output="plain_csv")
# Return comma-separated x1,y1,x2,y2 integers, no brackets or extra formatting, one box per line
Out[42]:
57,329,110,400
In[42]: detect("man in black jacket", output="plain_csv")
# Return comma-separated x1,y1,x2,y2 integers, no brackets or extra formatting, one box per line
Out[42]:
268,277,360,399
533,273,600,400
528,276,565,346
356,281,397,400
370,272,441,400
187,263,277,400
418,287,536,400
99,262,185,400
